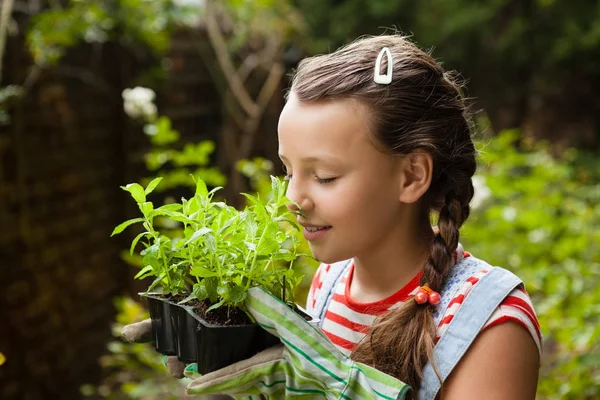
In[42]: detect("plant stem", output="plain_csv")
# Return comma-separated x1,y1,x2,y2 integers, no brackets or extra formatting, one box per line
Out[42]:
145,215,173,291
246,223,268,290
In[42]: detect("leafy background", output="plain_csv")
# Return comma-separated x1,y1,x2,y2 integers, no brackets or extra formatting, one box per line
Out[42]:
1,0,598,399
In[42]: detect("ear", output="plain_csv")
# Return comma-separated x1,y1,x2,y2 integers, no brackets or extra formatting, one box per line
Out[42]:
397,150,433,204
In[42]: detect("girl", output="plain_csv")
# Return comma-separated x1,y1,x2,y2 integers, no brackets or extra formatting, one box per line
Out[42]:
278,34,541,398
126,34,541,399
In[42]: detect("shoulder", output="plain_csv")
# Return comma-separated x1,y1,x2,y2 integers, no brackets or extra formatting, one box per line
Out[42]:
441,319,540,399
436,255,542,358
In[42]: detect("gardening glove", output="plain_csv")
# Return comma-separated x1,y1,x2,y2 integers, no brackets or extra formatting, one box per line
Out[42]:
122,319,187,378
184,286,411,399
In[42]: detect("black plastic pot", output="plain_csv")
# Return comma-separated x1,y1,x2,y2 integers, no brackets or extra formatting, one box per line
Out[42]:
173,305,200,363
190,315,277,375
142,293,178,356
190,303,319,375
141,293,319,370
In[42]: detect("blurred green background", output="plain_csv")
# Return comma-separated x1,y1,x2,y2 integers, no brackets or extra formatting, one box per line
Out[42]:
0,1,598,399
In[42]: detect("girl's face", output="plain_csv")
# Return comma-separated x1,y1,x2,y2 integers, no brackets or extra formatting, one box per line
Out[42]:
278,94,409,264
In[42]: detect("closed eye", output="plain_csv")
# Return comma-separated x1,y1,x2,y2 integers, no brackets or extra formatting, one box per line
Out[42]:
316,177,336,184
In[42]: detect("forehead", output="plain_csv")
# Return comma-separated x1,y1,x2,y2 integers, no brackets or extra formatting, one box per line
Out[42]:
277,94,375,160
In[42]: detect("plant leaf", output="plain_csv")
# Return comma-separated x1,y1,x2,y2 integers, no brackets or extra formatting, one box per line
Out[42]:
271,175,280,203
184,227,212,247
145,177,163,195
148,273,166,292
194,176,208,198
206,299,225,312
134,265,154,279
190,266,218,278
158,203,182,212
228,285,247,304
111,218,144,236
177,292,196,305
241,193,267,216
130,231,150,256
121,183,146,203
139,201,153,216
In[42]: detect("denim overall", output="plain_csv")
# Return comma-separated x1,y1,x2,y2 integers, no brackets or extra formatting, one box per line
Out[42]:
312,256,523,400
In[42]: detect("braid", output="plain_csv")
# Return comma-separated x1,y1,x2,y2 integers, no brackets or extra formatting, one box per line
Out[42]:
351,185,475,394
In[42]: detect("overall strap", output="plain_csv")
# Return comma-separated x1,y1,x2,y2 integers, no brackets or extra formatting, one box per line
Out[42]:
312,260,352,326
419,267,523,400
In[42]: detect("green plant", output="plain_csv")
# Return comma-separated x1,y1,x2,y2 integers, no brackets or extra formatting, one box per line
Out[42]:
112,175,306,315
237,157,320,303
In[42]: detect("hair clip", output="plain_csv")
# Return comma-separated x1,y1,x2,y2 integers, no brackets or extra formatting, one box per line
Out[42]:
374,47,393,85
415,285,441,305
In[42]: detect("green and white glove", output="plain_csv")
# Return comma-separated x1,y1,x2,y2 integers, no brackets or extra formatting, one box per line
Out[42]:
184,286,411,399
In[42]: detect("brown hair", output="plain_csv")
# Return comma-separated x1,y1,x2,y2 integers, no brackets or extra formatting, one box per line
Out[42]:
288,35,477,393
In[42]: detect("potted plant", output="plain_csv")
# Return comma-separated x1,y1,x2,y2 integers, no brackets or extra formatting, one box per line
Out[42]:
112,175,317,373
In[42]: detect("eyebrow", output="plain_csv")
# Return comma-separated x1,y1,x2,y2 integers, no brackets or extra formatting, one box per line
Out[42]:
278,154,344,166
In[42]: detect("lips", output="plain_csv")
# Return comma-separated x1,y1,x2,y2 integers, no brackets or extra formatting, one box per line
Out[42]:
301,224,332,241
305,226,330,232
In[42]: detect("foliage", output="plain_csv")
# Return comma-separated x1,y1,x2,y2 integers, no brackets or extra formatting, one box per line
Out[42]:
142,116,226,192
80,297,189,399
237,158,320,303
462,130,600,399
295,0,600,84
26,0,199,66
113,175,306,311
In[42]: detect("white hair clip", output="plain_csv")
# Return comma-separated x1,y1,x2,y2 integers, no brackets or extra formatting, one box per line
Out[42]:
374,47,393,85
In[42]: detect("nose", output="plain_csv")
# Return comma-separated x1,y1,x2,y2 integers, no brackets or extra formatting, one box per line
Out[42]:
285,177,314,214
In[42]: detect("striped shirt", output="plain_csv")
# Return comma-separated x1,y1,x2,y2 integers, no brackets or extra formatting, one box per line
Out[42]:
306,250,543,359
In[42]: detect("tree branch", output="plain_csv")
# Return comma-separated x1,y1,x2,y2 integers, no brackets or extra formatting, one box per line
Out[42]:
0,0,15,83
204,0,258,117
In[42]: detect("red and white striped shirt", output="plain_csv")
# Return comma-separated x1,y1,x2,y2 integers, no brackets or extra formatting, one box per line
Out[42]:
306,252,543,358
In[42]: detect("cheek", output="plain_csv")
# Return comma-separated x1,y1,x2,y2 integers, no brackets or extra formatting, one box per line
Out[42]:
322,178,399,226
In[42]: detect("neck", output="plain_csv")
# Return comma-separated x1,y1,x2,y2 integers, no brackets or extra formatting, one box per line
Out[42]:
350,221,433,303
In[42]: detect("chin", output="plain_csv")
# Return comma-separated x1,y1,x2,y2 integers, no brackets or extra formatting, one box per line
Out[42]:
309,244,352,265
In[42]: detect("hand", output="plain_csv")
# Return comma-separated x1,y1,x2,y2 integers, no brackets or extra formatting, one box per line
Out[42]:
121,319,188,379
184,287,411,400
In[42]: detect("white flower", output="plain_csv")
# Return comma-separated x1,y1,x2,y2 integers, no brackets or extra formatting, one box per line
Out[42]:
502,207,517,221
470,175,492,210
122,87,157,120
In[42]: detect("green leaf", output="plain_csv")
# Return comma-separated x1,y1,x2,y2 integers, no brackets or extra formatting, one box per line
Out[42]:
190,266,218,278
241,193,267,215
129,231,150,256
184,227,212,247
206,299,225,312
204,277,219,303
145,177,163,195
148,273,166,292
228,285,247,304
193,282,209,301
205,233,217,253
178,292,196,305
194,176,208,198
139,202,154,216
157,203,182,212
134,265,154,279
121,183,146,203
270,175,280,202
111,218,144,236
208,186,223,199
